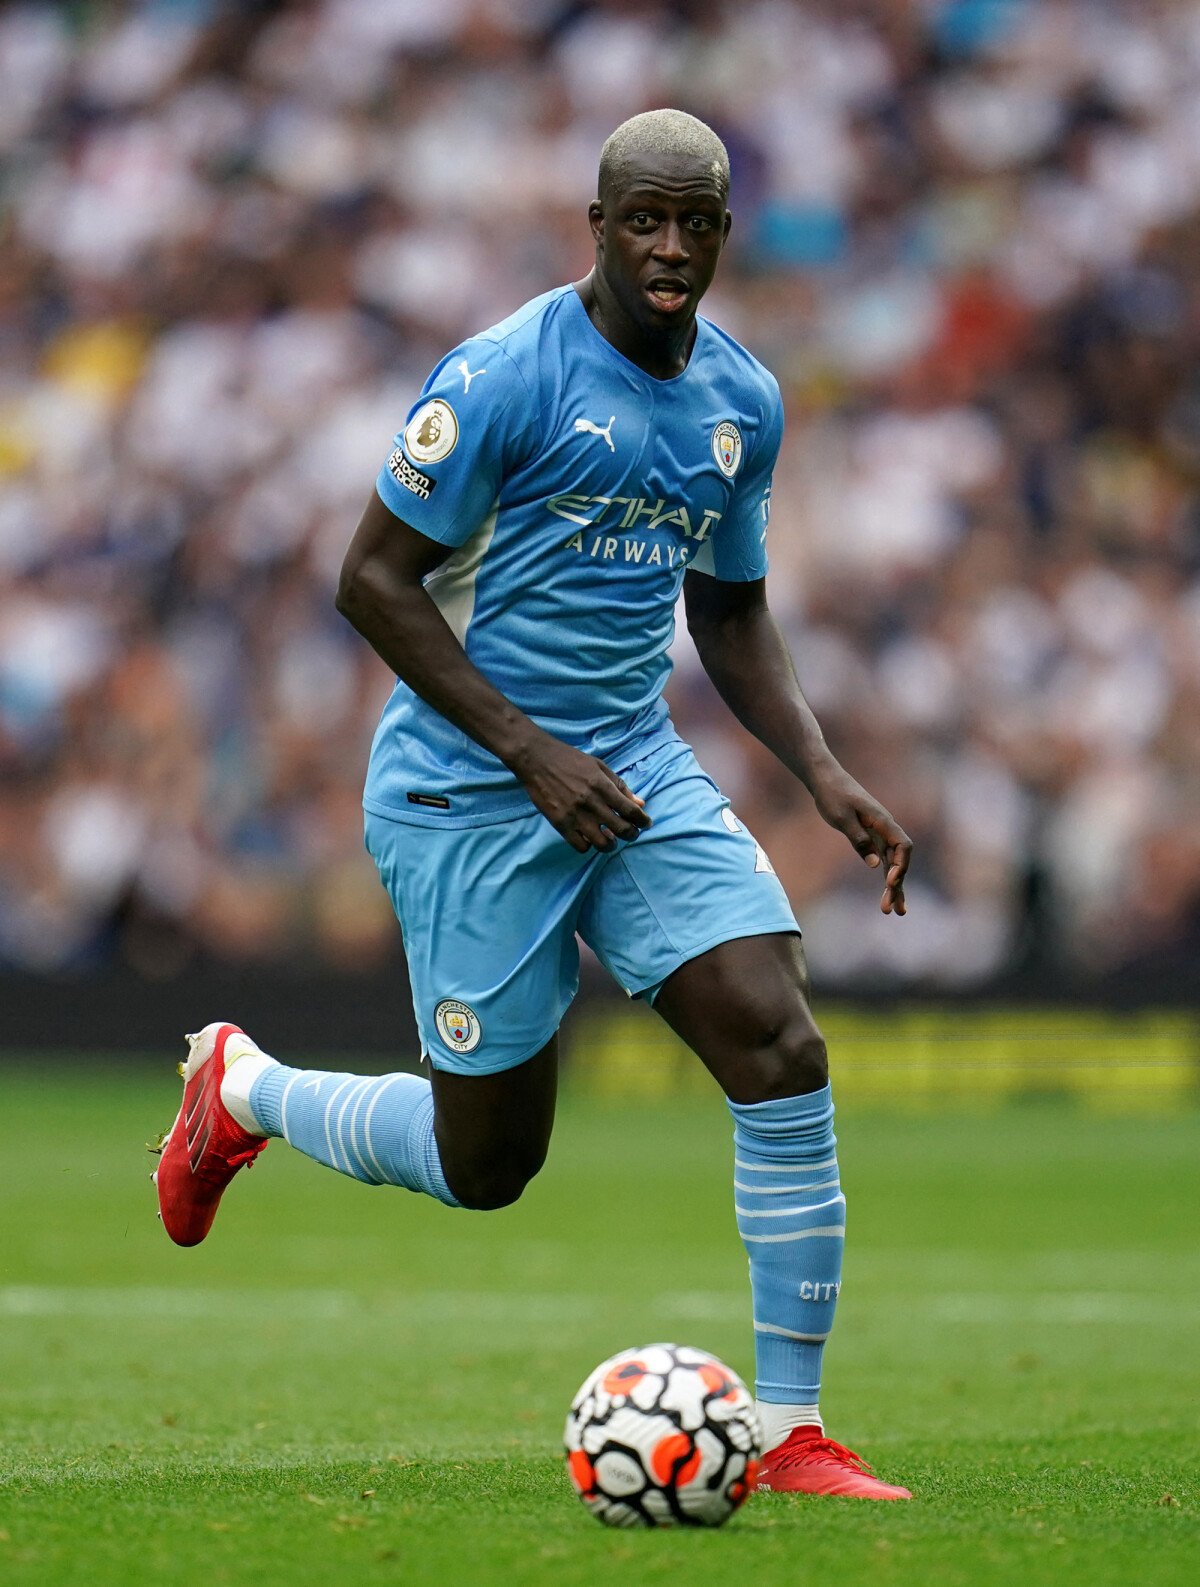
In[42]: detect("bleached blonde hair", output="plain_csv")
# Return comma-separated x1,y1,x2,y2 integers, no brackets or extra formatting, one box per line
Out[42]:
598,109,730,201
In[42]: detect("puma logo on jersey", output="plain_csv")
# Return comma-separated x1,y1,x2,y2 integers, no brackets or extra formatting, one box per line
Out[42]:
574,415,616,451
457,359,486,393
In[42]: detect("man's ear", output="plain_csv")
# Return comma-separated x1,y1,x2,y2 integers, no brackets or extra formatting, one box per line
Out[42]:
588,198,604,246
722,208,732,243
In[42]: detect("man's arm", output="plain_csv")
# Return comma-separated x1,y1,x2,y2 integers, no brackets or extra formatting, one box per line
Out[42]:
683,570,911,914
336,492,651,854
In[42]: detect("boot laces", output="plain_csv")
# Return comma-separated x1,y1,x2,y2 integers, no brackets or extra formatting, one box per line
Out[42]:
195,1139,265,1183
772,1434,873,1474
224,1146,264,1171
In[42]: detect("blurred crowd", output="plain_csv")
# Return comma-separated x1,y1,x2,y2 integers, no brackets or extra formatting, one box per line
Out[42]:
2,0,1199,990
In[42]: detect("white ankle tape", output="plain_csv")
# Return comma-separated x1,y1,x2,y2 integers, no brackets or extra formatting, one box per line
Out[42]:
757,1402,822,1450
219,1052,276,1135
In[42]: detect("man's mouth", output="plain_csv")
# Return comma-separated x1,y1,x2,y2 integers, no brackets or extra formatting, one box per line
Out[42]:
645,277,691,313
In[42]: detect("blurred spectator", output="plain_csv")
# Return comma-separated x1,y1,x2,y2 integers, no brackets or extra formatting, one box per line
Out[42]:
1,0,1199,991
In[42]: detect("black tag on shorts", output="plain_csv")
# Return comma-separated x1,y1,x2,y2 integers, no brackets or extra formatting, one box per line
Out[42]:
407,792,451,810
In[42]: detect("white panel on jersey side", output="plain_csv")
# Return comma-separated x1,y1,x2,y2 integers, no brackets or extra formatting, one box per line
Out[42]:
423,500,500,645
687,538,716,576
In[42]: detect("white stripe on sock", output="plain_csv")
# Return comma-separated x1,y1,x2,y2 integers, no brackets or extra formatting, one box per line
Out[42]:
278,1071,303,1144
342,1078,377,1181
726,1180,838,1193
754,1320,830,1343
361,1075,401,1182
742,1223,845,1245
334,1079,370,1176
322,1079,356,1172
734,1157,837,1174
735,1195,846,1219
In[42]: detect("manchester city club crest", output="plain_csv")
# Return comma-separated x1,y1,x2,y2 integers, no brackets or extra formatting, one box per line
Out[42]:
711,420,743,477
434,998,482,1053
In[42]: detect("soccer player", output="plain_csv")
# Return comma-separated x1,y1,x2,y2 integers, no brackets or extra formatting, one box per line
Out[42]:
154,110,913,1500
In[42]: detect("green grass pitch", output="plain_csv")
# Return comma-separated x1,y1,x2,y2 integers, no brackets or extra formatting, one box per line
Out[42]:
1,1062,1197,1586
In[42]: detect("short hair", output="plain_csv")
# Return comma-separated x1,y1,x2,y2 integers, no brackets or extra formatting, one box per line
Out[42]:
598,109,730,203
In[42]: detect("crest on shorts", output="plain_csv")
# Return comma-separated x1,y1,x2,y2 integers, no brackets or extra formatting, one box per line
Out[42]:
711,421,743,477
404,399,459,464
434,998,481,1054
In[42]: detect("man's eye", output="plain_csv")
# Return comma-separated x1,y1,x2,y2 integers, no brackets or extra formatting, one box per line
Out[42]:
629,213,654,227
688,216,714,231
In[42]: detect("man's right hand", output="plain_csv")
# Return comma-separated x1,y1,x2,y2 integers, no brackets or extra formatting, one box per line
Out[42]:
508,732,652,853
339,497,653,853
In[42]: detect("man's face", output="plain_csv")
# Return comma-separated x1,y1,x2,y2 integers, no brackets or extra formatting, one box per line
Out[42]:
589,151,731,336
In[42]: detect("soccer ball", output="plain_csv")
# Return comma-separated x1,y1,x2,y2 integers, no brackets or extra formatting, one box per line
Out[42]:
564,1343,762,1528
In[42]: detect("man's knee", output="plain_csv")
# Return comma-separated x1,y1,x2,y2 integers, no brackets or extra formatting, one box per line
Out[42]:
429,1038,558,1209
734,1009,828,1103
444,1150,545,1211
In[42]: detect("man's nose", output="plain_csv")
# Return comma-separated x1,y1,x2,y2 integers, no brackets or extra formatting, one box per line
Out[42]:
653,220,688,261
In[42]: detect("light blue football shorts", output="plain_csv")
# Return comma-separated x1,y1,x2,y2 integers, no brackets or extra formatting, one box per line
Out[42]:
364,737,800,1075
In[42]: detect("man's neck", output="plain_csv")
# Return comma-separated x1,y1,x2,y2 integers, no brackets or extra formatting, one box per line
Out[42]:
574,273,697,381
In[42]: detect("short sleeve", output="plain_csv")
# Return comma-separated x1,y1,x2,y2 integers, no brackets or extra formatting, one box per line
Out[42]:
692,383,783,581
374,338,534,547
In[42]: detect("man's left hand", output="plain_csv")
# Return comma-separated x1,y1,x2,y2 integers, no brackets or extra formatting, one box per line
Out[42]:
809,767,912,916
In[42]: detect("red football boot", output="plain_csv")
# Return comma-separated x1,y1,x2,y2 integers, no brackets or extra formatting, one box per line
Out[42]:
757,1427,912,1500
151,1023,269,1247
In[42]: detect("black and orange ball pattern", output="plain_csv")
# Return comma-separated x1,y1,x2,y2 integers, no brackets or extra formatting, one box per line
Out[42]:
564,1344,762,1528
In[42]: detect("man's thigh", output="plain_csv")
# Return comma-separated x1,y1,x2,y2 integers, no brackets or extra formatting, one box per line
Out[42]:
653,931,827,1101
429,1035,560,1207
366,807,595,1075
579,740,800,1002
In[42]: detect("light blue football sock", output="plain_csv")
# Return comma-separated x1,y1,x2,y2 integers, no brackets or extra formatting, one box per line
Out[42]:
728,1083,844,1406
248,1065,460,1207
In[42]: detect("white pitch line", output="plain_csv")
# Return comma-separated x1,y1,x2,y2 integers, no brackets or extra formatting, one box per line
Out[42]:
927,1293,1199,1325
0,1286,1192,1327
0,1286,587,1324
0,1286,746,1327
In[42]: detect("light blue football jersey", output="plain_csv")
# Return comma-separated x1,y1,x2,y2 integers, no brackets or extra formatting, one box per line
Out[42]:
365,284,783,826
